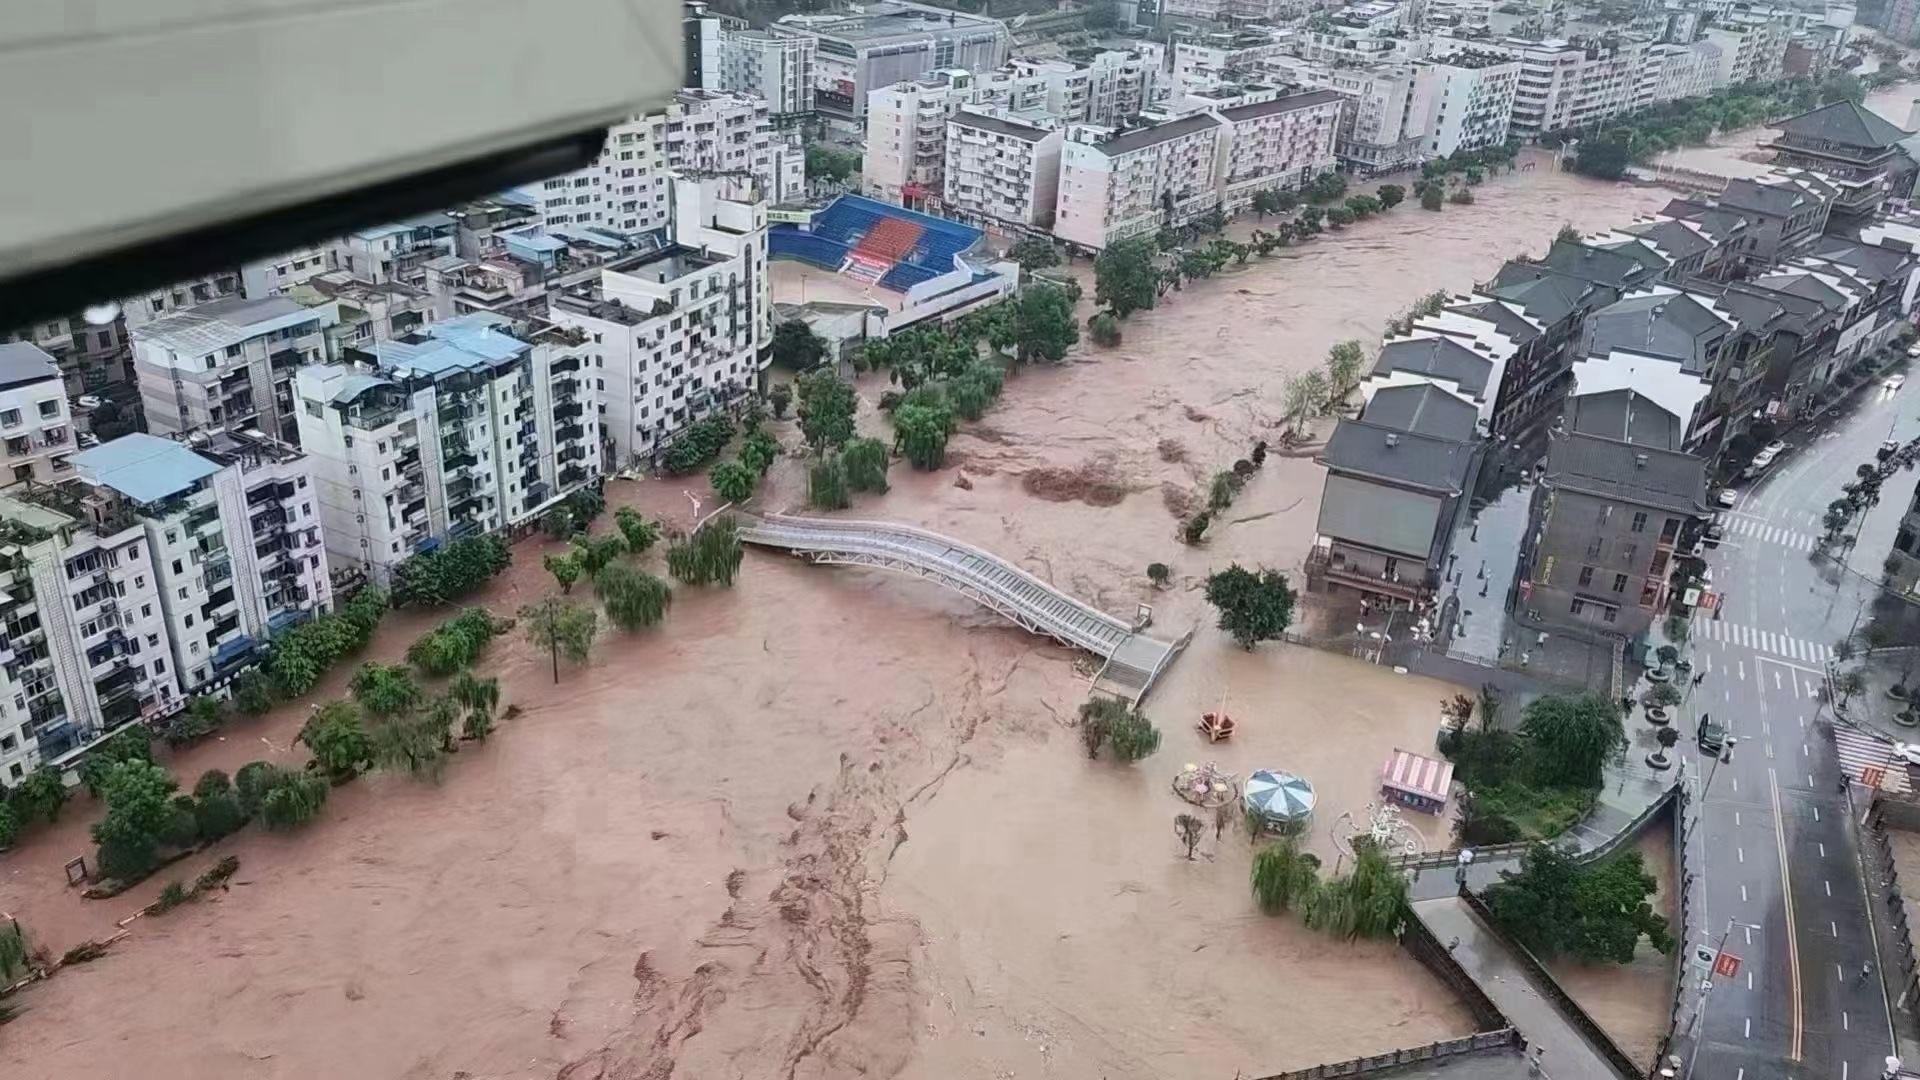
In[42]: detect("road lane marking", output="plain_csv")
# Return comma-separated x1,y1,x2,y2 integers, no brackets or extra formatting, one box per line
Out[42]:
1739,846,1746,863
1748,970,1754,989
1745,1016,1751,1038
1767,744,1775,759
1732,777,1739,793
1803,743,1809,756
1763,721,1770,735
1703,653,1713,674
1770,767,1805,1061
1820,843,1826,857
1742,883,1749,901
1827,880,1832,896
1735,811,1742,825
1813,806,1820,821
1739,659,1748,681
1844,1011,1850,1031
1833,921,1840,936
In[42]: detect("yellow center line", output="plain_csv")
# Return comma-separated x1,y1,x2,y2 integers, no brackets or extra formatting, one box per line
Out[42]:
1770,766,1804,1060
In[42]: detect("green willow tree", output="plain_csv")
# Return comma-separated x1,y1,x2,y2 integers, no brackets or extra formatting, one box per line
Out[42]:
298,700,372,782
709,460,758,504
1251,836,1322,913
595,563,673,631
667,516,745,586
521,597,599,683
450,672,501,741
894,401,954,470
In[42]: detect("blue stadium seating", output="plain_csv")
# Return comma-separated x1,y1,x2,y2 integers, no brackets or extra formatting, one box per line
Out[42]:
771,196,982,295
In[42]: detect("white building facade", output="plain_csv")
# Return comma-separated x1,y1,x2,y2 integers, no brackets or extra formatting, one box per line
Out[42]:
131,295,332,445
0,345,77,485
942,110,1065,228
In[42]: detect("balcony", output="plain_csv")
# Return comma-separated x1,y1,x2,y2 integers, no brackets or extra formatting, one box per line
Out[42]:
444,451,478,472
447,518,484,542
554,401,585,422
212,632,255,671
552,355,581,375
559,465,588,488
1304,546,1428,603
556,422,586,444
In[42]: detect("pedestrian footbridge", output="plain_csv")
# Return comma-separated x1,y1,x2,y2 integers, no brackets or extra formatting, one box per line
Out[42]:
740,513,1188,702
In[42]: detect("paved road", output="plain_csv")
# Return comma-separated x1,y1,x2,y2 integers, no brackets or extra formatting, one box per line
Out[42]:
1683,379,1913,1079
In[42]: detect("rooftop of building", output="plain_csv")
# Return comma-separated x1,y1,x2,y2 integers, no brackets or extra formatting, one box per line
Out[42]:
1549,393,1707,514
348,211,454,243
133,295,321,355
1805,234,1914,284
1617,218,1713,261
1541,239,1656,290
1583,289,1728,376
1218,88,1347,121
1488,263,1616,324
951,108,1055,142
1371,335,1495,397
0,343,64,392
1088,112,1223,155
1425,49,1518,70
776,1,1006,43
1444,297,1543,343
1719,176,1820,217
71,432,222,505
1360,383,1480,441
1772,99,1914,152
375,313,531,381
1320,417,1479,494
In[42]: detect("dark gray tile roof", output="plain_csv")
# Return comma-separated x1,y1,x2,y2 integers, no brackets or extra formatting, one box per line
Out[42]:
1360,383,1479,441
1693,283,1784,335
1547,415,1708,516
1371,336,1496,398
1568,388,1686,450
1619,219,1712,261
1583,291,1727,376
1660,201,1752,245
1775,100,1914,151
1719,178,1815,219
1719,279,1829,337
1098,112,1222,156
1319,418,1478,494
1317,471,1452,561
1446,299,1542,343
1489,264,1617,324
1544,239,1655,289
1753,270,1851,312
1806,235,1912,285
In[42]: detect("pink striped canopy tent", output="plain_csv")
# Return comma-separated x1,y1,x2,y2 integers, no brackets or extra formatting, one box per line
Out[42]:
1381,748,1454,813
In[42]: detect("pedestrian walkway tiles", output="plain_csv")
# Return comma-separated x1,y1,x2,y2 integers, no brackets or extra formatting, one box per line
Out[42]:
1694,618,1834,665
1832,723,1912,794
1719,515,1819,551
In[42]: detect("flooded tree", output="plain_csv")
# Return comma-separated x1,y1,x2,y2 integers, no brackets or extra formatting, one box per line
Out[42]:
613,507,661,553
594,563,672,631
351,663,424,720
520,598,599,683
894,401,954,470
544,552,582,594
451,673,501,741
1092,238,1157,319
298,701,372,782
797,368,858,452
841,437,890,493
709,460,757,504
1251,836,1322,913
809,456,850,510
667,516,745,587
768,382,792,419
1203,565,1297,649
90,761,180,882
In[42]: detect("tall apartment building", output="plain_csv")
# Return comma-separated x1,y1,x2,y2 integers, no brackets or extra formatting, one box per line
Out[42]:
1085,50,1162,126
0,345,77,485
718,29,817,121
70,430,331,694
548,177,769,468
1171,31,1293,97
1463,36,1650,138
943,109,1065,228
242,246,335,299
131,295,332,445
512,90,803,235
866,72,984,206
1702,15,1790,85
0,484,176,783
1216,91,1343,215
1272,59,1425,175
295,315,601,585
331,215,457,289
772,2,1010,127
1644,39,1723,104
1410,51,1522,157
1055,114,1226,249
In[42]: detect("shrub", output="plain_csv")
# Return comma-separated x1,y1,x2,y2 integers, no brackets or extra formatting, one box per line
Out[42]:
155,881,190,912
769,383,793,419
1421,185,1445,211
662,415,736,475
231,670,274,716
1079,698,1160,763
1182,511,1211,544
298,701,372,782
614,508,661,553
234,762,286,818
191,770,246,842
1147,562,1171,587
1090,312,1122,347
162,695,226,747
392,536,510,608
1448,187,1475,205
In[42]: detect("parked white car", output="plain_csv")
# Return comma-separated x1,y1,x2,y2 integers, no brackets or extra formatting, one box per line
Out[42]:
1715,488,1738,509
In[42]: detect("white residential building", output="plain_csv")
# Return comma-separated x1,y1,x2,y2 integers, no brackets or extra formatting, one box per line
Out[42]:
331,215,458,289
0,485,176,784
771,2,1011,127
1085,50,1162,126
295,314,601,586
1217,91,1344,214
69,430,332,695
866,72,982,206
1171,32,1293,97
1644,40,1723,104
549,177,769,468
1460,36,1652,138
943,109,1065,228
0,345,77,484
718,29,817,121
131,295,333,445
1268,57,1427,175
1703,17,1790,85
1055,113,1226,250
2,310,129,398
122,271,245,334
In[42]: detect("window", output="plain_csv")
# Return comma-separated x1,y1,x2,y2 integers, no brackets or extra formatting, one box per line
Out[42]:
1585,537,1603,559
171,559,183,574
35,400,58,418
1577,566,1594,587
1612,573,1628,594
1601,606,1617,624
1570,598,1587,615
0,410,17,426
1630,511,1648,533
185,615,194,629
142,604,152,618
225,344,243,358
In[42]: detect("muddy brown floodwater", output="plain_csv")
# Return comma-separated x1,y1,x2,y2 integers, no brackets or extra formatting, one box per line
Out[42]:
0,158,1671,1080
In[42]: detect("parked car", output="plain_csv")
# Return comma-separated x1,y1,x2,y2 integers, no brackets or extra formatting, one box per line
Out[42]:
1744,447,1780,477
1887,373,1908,393
1715,488,1738,509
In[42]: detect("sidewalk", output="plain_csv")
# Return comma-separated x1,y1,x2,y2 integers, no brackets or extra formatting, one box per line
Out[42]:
1414,896,1622,1080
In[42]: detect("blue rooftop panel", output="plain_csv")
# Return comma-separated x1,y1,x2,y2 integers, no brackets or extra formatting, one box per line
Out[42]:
71,433,220,504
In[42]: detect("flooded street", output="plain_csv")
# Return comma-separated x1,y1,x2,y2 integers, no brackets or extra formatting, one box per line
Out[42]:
0,160,1674,1079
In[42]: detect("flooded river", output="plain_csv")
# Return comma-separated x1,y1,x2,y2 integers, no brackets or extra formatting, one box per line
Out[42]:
0,159,1671,1079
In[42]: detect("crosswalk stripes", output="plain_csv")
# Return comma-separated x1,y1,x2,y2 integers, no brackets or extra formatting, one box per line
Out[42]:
1832,724,1912,793
1695,618,1833,664
1721,516,1818,551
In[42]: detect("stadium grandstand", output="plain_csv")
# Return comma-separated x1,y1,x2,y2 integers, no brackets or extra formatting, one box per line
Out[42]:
769,195,987,293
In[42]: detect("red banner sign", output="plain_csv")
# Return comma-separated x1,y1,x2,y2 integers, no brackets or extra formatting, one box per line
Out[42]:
1713,951,1742,979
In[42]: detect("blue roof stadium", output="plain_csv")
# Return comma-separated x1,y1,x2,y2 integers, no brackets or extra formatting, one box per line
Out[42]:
72,433,221,504
769,195,983,293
